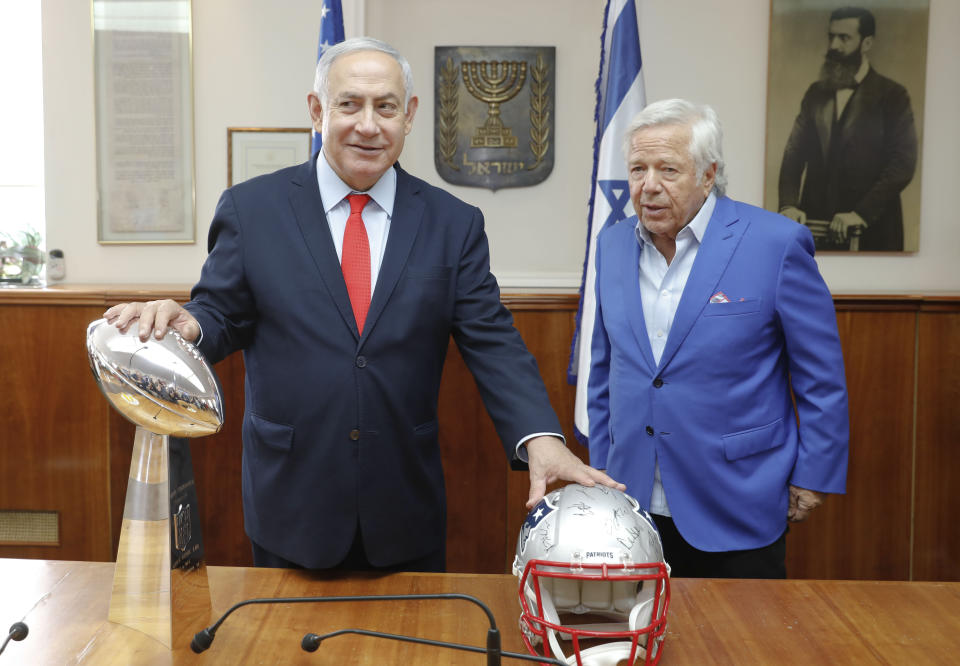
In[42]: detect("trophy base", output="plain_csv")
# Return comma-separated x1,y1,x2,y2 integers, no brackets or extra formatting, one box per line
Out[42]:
109,428,211,649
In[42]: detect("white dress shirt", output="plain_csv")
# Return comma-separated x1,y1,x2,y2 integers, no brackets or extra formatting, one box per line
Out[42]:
635,192,717,516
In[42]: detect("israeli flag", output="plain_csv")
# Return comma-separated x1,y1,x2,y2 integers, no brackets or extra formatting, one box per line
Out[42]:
312,0,345,154
570,0,646,442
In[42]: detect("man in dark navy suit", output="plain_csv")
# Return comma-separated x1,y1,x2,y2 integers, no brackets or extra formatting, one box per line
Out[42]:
107,37,621,571
778,6,917,251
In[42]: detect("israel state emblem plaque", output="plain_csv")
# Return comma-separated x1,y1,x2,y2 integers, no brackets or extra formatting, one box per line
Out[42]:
434,46,555,191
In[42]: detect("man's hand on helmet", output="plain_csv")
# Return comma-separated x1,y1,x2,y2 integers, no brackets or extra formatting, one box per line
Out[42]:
524,436,625,509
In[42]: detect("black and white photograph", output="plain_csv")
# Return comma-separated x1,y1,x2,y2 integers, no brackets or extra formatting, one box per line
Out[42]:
764,0,929,252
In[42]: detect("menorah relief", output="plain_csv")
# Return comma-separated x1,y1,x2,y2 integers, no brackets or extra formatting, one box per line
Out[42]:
461,59,527,148
435,46,554,191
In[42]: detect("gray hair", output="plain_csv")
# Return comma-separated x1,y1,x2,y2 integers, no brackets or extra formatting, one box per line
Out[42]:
622,98,727,197
313,37,415,111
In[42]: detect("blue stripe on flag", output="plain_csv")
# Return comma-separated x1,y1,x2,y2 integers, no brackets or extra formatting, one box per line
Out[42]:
312,0,345,155
602,2,643,131
569,0,646,445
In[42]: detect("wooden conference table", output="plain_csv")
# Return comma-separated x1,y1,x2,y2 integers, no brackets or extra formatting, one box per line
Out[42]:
1,558,959,664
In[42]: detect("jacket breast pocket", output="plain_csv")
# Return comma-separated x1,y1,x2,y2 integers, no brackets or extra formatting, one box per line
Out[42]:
722,417,785,461
404,266,453,299
406,266,453,281
703,297,762,317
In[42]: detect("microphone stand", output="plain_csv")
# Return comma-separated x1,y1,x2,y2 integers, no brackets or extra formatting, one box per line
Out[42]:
301,627,565,665
191,593,565,665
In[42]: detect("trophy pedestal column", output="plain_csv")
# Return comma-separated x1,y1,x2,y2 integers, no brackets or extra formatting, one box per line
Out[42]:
109,427,211,649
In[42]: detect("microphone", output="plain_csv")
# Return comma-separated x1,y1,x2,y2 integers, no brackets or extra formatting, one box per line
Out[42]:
190,593,565,664
190,627,215,654
0,622,29,656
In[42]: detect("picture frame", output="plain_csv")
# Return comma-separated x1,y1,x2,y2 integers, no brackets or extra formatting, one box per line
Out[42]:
93,0,196,244
227,128,313,187
762,0,929,253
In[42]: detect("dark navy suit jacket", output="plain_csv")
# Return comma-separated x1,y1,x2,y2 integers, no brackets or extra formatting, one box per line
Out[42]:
587,197,848,552
185,158,561,568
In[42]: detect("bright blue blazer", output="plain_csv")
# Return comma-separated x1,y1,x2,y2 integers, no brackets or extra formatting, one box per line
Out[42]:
185,158,561,568
587,196,848,552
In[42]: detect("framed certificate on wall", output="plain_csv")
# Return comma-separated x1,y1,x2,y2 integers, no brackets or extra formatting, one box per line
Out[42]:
93,0,196,244
227,128,312,187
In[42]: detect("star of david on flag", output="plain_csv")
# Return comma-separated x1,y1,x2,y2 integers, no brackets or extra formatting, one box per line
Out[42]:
312,0,345,155
569,0,646,443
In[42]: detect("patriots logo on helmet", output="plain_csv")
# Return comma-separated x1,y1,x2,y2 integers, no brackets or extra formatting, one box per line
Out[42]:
517,493,558,557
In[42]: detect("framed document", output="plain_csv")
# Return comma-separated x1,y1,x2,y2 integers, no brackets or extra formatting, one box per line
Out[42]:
227,128,313,187
93,0,196,244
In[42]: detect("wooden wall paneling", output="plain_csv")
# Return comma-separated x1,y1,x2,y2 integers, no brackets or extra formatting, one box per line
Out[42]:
108,411,135,557
785,306,916,580
0,303,113,562
913,307,960,581
437,339,508,574
188,354,250,566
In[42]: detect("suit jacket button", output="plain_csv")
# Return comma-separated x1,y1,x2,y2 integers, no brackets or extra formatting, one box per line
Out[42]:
356,356,367,368
349,429,360,441
645,425,654,436
653,377,664,388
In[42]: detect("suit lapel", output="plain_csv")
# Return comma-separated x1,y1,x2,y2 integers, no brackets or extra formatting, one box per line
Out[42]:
658,196,748,371
361,165,424,343
287,158,360,338
617,222,657,373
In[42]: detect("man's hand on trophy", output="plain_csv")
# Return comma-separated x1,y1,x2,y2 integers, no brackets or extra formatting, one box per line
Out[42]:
828,211,867,246
104,299,200,343
779,206,807,226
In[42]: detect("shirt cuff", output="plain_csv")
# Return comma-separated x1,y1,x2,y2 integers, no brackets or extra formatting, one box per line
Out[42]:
514,432,565,463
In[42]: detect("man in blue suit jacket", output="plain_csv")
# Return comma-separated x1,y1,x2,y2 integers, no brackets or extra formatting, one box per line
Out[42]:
108,37,621,570
587,99,848,578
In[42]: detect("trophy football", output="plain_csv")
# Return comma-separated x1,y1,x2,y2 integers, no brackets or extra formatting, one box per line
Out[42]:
86,318,224,648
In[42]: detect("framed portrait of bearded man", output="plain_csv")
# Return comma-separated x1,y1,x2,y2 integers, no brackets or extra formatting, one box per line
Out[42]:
763,0,929,252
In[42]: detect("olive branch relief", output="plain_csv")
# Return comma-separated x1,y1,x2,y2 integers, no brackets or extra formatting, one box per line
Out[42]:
438,57,460,170
527,53,551,170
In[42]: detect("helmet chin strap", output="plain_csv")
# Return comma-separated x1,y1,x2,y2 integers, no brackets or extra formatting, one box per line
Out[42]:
541,588,655,666
629,597,655,632
559,641,649,666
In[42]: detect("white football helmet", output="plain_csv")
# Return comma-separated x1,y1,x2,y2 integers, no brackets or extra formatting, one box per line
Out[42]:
512,484,670,666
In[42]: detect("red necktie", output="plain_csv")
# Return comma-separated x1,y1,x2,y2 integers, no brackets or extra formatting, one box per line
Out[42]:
342,194,372,334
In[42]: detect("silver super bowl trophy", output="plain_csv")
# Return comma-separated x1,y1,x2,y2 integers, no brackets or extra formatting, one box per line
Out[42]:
86,318,224,649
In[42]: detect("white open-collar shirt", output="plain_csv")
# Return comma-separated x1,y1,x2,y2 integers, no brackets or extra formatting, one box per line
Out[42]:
635,191,717,516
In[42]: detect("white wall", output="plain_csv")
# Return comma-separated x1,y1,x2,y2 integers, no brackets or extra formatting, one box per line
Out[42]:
41,0,959,292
